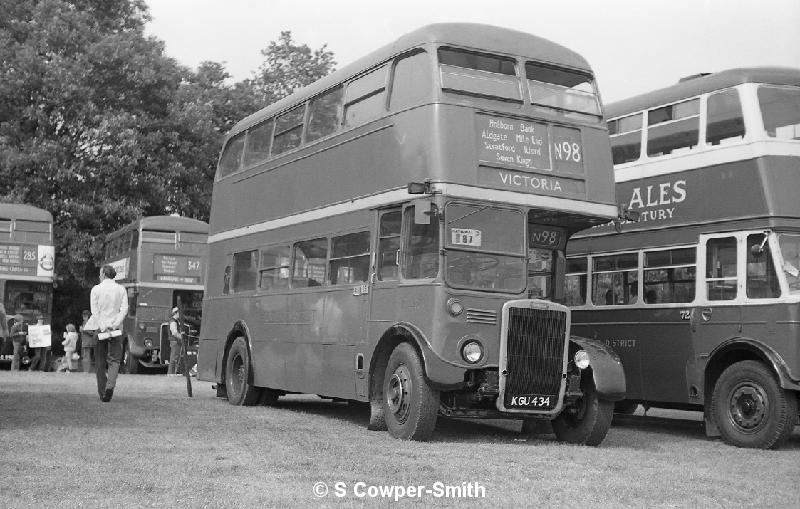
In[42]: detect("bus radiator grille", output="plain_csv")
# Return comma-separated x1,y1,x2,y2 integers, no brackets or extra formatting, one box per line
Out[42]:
503,307,566,409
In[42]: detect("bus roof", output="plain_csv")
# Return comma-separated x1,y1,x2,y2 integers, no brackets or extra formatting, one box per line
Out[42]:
229,23,593,137
606,66,800,119
0,203,52,222
108,216,209,239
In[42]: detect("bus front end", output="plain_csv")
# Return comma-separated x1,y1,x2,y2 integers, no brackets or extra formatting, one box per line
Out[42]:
497,299,570,416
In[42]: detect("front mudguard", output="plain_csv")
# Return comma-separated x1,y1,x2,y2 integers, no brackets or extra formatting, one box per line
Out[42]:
569,335,626,401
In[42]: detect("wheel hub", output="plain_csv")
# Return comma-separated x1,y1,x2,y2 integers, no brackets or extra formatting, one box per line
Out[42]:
386,366,412,423
729,384,767,432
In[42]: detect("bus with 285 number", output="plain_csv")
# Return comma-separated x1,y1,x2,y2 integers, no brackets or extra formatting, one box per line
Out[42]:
199,23,625,443
0,203,55,364
567,67,800,448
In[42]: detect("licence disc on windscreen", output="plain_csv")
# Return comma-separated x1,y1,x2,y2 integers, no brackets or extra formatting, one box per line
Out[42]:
451,229,482,247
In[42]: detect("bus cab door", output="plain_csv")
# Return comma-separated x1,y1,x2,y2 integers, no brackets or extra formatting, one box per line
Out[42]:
363,208,404,399
689,234,744,403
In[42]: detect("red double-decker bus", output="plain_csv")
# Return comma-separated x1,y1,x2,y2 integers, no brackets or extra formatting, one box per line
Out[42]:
0,204,54,366
101,216,208,373
199,23,625,443
567,67,800,448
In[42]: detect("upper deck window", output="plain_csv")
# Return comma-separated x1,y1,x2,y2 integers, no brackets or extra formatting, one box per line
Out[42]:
706,88,745,145
758,85,800,140
438,48,521,102
272,106,305,156
242,120,273,167
525,63,600,116
608,113,643,165
389,50,430,111
218,133,245,177
646,98,700,157
344,64,388,128
307,86,343,142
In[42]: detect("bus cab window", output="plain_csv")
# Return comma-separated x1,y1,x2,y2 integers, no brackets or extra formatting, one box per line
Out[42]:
528,249,553,299
378,211,401,280
127,287,137,317
222,266,231,295
778,234,800,293
403,205,439,279
746,234,780,299
292,239,327,287
705,237,737,301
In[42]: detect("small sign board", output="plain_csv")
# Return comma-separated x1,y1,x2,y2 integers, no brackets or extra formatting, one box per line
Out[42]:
27,324,51,348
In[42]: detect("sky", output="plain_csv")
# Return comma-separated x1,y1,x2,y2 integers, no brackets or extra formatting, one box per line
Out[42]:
143,0,800,104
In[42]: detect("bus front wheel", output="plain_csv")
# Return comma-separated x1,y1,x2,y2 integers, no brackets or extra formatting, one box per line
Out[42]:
711,360,798,449
551,376,613,446
224,337,260,406
382,343,439,440
122,342,139,374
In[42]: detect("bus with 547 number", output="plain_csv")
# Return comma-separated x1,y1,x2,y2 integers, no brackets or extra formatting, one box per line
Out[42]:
101,216,208,373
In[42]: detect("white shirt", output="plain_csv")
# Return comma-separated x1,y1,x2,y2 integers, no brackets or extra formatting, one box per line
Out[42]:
89,278,128,334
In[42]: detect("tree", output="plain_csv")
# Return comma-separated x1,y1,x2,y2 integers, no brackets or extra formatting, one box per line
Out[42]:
254,31,336,103
0,1,335,333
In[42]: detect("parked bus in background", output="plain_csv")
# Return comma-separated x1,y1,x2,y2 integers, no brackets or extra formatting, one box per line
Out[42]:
198,23,626,443
567,67,800,448
0,204,55,364
101,216,208,374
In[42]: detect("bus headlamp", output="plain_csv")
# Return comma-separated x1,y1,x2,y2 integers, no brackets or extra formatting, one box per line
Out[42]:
446,298,464,317
144,338,154,348
461,340,484,364
574,350,590,370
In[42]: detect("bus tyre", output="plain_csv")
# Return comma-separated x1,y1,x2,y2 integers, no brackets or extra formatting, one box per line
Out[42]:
382,343,439,440
224,337,261,406
122,342,138,374
711,360,798,449
552,377,613,446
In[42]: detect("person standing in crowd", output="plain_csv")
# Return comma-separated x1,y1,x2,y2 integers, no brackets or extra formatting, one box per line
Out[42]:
28,317,49,371
9,314,26,371
60,324,79,372
89,265,128,402
167,307,183,376
0,303,8,358
78,310,95,373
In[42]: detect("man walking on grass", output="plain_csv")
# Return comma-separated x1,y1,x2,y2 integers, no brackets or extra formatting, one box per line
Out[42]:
89,265,128,402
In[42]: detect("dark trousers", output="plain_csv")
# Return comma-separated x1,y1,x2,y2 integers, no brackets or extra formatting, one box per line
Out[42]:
81,346,95,373
168,339,182,374
30,347,49,371
95,337,123,397
11,339,24,371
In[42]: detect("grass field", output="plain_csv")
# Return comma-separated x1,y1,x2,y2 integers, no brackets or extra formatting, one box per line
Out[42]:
1,371,798,508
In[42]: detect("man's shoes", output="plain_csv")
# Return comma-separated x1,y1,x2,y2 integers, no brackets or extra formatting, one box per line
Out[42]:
101,388,114,402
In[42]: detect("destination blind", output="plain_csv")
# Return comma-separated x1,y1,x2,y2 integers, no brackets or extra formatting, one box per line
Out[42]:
153,254,203,284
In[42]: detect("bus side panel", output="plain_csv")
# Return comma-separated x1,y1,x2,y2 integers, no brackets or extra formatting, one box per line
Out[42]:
197,337,221,383
571,309,645,401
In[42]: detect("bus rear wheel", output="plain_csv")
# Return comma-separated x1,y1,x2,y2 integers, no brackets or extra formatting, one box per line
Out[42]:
382,343,439,440
711,360,798,449
552,376,613,446
224,337,260,406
